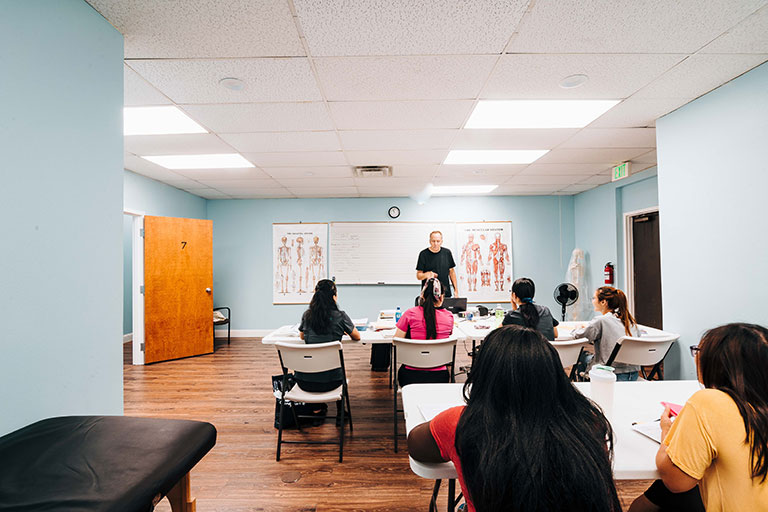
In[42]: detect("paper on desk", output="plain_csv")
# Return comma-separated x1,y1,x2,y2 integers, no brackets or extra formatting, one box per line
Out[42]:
631,420,662,444
352,318,369,326
418,403,462,422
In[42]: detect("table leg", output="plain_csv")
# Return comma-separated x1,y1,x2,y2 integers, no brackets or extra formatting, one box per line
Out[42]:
166,471,196,512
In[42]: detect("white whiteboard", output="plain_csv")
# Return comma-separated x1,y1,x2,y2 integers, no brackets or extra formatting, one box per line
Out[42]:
329,222,456,284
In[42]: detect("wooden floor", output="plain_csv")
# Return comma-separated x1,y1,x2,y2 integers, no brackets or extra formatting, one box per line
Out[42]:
124,338,651,511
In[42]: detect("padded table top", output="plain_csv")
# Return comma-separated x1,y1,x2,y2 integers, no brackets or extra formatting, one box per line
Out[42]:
0,416,216,511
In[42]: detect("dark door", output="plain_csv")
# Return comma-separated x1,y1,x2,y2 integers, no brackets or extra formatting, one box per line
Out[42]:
632,211,663,329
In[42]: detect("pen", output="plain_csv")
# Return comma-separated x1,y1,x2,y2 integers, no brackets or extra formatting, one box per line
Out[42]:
631,419,660,425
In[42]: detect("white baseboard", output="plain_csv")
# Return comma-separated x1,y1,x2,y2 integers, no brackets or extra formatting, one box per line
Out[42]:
215,329,273,338
123,333,133,343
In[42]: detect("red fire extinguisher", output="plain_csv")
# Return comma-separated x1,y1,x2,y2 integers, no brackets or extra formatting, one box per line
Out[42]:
604,262,615,286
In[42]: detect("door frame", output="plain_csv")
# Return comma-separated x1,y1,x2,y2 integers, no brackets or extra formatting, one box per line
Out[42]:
124,209,145,365
623,207,660,316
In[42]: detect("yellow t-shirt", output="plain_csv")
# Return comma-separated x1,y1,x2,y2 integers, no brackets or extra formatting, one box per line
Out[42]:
664,388,768,512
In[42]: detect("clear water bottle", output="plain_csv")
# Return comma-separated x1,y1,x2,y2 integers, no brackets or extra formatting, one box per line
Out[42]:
395,306,402,322
495,304,504,322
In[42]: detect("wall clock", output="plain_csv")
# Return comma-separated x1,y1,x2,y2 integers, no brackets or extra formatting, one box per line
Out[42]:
388,206,400,219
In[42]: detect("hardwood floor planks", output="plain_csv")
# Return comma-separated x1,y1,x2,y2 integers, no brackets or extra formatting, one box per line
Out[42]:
124,339,651,511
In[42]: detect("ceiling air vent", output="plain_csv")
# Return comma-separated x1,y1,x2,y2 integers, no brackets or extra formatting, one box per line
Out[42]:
353,165,392,178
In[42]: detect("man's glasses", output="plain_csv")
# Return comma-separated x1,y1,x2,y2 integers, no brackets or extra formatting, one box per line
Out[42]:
689,345,701,357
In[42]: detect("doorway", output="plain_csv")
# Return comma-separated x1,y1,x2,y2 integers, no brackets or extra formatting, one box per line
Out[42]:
624,208,662,329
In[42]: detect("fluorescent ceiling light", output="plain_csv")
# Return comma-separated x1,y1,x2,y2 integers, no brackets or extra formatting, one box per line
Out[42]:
465,100,620,129
124,106,207,135
432,185,498,195
142,154,254,169
444,149,548,165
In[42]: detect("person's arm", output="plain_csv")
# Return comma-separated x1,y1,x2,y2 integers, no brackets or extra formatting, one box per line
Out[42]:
348,327,361,341
416,270,438,281
394,327,407,338
449,267,459,297
573,317,600,343
407,422,449,463
655,407,700,492
341,312,362,341
553,326,559,338
299,332,305,340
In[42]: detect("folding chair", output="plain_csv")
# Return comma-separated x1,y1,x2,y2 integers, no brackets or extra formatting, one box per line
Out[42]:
550,337,590,381
213,306,230,345
274,341,352,462
392,336,457,452
605,334,679,380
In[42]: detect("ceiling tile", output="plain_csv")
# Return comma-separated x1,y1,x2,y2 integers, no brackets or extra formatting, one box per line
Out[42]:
558,183,596,193
128,59,322,104
274,177,356,188
87,0,304,58
391,166,439,177
289,187,360,198
193,189,232,199
243,151,347,167
124,65,171,106
587,97,690,128
579,174,613,185
227,188,296,198
536,148,651,164
172,167,272,180
507,0,765,53
263,166,353,179
431,176,507,186
507,175,592,185
329,100,474,130
452,129,578,150
124,133,235,155
315,56,497,101
124,153,186,181
435,164,527,178
220,132,340,153
482,54,684,99
560,128,656,148
632,150,657,164
700,6,768,54
161,177,209,189
339,130,457,151
632,54,768,99
519,163,613,175
491,184,560,195
182,103,334,133
355,178,431,193
197,178,285,189
345,150,448,166
294,0,528,56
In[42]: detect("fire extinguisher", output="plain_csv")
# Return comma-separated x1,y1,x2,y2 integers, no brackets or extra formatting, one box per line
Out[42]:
604,262,615,286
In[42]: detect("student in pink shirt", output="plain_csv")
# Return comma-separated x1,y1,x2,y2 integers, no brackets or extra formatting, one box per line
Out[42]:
394,277,454,386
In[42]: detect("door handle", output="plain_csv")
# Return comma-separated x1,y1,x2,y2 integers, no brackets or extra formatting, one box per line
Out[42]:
205,288,212,293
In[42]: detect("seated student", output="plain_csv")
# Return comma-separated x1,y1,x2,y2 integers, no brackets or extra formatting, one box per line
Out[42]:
296,279,360,392
573,286,640,381
408,326,621,512
394,277,454,386
501,277,559,340
630,323,768,512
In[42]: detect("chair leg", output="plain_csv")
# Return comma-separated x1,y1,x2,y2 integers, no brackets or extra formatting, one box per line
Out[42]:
226,321,230,345
339,395,345,463
290,402,302,433
447,479,456,512
345,390,353,432
276,399,285,461
393,381,398,452
430,479,442,512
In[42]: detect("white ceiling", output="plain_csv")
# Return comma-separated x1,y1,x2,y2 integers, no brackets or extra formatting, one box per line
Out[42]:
87,0,768,199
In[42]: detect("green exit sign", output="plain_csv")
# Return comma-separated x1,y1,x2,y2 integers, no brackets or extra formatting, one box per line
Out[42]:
612,162,631,181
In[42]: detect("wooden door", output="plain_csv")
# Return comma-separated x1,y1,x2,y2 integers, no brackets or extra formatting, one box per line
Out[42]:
632,211,663,329
144,216,213,363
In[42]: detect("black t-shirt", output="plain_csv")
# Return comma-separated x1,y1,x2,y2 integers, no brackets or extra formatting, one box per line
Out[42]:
502,304,559,341
416,247,456,297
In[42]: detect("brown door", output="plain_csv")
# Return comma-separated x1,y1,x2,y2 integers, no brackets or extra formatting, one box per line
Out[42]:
144,216,213,363
632,211,663,329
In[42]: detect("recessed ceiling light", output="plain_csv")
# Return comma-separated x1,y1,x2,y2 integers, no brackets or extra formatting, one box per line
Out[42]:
219,77,245,91
465,100,620,129
141,154,255,169
432,185,498,195
444,150,548,165
124,106,207,135
559,74,589,89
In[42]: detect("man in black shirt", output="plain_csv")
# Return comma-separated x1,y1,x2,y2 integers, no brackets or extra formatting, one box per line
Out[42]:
416,231,459,298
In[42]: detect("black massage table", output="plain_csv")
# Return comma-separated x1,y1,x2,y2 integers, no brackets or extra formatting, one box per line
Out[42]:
0,416,216,511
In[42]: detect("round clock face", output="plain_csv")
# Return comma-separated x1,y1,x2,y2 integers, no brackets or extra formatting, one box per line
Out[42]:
388,206,400,219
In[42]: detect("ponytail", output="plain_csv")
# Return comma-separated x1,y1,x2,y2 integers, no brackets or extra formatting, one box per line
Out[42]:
307,279,339,334
596,286,636,335
419,278,442,339
512,277,540,329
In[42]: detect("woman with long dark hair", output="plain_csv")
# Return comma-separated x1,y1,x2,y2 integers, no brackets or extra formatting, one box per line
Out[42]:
631,323,768,511
393,277,454,386
296,279,360,392
408,326,621,512
502,277,559,340
574,286,640,380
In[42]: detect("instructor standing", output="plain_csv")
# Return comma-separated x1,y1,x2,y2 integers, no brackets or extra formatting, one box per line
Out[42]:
416,231,459,298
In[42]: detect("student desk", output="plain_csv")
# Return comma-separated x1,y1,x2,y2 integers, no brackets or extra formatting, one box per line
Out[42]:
403,380,701,510
261,325,393,345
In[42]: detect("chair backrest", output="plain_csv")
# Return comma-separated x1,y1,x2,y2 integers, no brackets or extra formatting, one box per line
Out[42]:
275,341,343,373
549,338,590,369
393,336,457,369
608,335,679,366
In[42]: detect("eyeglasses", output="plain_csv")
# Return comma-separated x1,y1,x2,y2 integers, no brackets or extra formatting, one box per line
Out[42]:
689,345,701,357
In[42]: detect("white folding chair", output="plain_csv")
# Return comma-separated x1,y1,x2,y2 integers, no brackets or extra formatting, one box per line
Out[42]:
550,337,590,381
392,336,457,452
605,334,679,380
274,341,352,462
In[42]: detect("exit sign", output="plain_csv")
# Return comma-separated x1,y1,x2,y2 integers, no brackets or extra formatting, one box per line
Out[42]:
612,162,631,181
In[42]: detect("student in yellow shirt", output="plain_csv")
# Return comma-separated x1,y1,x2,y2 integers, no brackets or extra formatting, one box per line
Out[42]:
631,323,768,512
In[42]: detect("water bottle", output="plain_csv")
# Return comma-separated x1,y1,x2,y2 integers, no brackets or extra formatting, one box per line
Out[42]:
495,304,504,323
589,365,616,417
395,306,402,322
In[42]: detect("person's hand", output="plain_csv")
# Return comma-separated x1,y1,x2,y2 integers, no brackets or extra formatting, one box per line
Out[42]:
660,406,674,440
428,271,437,279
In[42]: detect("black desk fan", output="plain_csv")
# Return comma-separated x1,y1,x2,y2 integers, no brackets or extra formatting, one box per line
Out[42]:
553,283,579,321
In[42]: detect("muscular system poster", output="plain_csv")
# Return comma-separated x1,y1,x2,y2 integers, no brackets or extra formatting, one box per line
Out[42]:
273,223,328,304
455,222,513,303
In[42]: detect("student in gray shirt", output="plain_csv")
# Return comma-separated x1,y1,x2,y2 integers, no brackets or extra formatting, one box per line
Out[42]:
502,277,559,340
573,286,640,380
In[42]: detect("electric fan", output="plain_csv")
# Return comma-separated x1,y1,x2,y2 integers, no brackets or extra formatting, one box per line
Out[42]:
553,283,579,321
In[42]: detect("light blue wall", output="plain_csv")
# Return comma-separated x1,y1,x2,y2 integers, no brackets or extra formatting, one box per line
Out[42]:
122,170,208,334
574,168,659,295
0,1,124,434
208,196,575,329
656,62,768,380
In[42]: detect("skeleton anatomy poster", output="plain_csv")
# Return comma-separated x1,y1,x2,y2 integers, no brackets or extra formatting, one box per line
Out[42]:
273,223,328,304
455,222,513,303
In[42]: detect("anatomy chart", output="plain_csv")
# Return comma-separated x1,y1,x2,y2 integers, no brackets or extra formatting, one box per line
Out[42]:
273,223,328,304
456,222,513,303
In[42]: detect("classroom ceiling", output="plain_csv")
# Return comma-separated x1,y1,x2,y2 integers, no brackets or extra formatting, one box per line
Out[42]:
88,0,768,199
